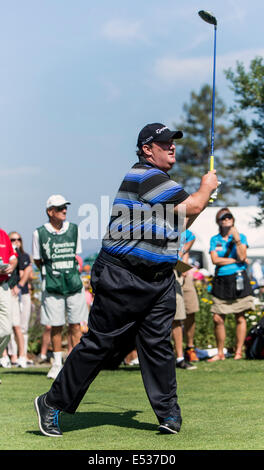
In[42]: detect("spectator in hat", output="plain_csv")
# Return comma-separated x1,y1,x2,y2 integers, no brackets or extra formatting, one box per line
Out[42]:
32,195,88,379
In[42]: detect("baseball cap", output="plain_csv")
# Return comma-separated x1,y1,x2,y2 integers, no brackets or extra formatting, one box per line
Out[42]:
46,195,71,209
137,123,183,148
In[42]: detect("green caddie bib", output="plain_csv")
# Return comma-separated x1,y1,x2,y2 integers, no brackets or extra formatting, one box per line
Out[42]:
38,223,83,296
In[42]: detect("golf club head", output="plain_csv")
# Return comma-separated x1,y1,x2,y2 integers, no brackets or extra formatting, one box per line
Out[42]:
198,10,217,26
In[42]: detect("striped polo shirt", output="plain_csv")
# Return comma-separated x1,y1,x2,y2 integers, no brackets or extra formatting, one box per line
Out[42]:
102,157,189,270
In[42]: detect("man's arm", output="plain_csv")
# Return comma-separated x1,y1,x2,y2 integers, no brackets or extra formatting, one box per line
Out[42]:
174,170,219,218
32,230,43,271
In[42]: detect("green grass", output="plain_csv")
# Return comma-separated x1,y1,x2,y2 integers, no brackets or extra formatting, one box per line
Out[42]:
1,359,264,450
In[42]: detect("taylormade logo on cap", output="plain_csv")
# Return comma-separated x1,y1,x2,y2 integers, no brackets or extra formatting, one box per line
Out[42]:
155,126,169,134
46,195,71,209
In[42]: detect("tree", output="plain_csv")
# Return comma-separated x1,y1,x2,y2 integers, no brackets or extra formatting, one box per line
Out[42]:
170,84,239,204
225,56,264,224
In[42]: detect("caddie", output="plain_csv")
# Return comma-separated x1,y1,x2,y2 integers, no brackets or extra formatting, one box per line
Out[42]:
32,195,88,379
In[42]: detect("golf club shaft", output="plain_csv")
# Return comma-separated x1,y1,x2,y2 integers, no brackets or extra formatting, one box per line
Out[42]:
209,24,217,172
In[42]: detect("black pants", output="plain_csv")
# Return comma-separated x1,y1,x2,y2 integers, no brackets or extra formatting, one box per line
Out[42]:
46,255,181,423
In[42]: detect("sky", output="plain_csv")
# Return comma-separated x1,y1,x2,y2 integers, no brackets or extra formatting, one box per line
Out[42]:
1,0,262,256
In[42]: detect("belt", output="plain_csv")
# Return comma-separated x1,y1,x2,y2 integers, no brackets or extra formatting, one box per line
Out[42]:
98,249,173,282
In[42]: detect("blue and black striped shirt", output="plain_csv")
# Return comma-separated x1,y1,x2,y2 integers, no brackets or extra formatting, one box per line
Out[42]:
102,158,189,270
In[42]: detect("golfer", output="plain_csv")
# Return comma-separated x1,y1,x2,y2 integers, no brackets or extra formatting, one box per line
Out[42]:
34,123,218,436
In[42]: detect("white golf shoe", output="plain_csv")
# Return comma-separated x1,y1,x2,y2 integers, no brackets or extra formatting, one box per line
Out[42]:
47,364,62,380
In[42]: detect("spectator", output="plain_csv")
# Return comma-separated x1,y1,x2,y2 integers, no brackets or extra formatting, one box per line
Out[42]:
7,232,33,366
208,208,255,361
180,230,200,363
32,194,88,379
171,230,198,370
0,228,18,380
171,269,196,370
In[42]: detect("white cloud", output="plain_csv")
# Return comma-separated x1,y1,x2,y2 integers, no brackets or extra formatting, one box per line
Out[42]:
154,48,264,84
101,19,145,42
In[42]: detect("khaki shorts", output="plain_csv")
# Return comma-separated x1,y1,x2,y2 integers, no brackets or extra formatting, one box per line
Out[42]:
41,284,89,327
10,293,21,326
182,274,199,315
20,293,31,333
173,270,186,321
211,295,255,315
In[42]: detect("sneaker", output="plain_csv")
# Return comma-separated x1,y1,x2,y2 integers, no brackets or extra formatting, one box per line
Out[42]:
0,356,11,368
125,357,140,366
185,347,199,363
47,364,62,380
17,357,28,369
129,357,139,365
36,354,49,364
27,358,34,365
34,394,62,437
158,417,182,434
176,359,197,370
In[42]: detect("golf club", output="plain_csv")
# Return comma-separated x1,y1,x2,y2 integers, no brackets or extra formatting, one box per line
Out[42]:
198,10,219,202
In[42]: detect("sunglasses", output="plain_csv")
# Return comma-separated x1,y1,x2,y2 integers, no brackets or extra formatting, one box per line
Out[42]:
53,205,68,212
10,237,21,242
218,213,233,222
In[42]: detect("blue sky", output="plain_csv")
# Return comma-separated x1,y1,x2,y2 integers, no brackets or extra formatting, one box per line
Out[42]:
1,0,262,255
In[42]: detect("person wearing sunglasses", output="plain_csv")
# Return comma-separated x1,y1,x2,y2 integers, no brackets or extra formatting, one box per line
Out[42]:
2,232,33,368
208,208,254,362
33,123,218,437
32,195,88,380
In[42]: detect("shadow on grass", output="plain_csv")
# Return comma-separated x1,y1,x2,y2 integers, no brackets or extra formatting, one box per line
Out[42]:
28,409,157,437
4,366,141,377
3,369,48,376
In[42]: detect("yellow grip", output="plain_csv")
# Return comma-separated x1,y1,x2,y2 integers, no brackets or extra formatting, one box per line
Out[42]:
209,155,214,171
209,155,215,203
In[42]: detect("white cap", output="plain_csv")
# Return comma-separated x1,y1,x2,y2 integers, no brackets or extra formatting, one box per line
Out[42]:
46,194,71,209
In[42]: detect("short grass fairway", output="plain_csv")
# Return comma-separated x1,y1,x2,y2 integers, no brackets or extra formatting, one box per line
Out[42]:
1,359,264,451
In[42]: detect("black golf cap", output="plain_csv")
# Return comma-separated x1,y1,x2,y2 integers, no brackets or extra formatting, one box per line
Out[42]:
137,123,183,148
